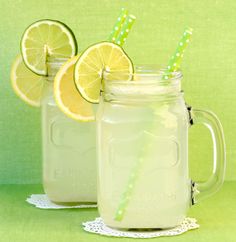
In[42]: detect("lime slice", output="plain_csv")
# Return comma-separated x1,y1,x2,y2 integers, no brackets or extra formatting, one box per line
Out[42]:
11,55,45,107
21,19,77,76
54,55,94,121
74,41,133,103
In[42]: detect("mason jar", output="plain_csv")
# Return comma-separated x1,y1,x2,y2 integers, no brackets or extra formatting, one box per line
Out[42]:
96,66,226,229
41,57,96,204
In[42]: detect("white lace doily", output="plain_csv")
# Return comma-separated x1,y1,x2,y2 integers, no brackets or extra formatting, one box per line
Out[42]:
82,217,199,238
26,194,97,209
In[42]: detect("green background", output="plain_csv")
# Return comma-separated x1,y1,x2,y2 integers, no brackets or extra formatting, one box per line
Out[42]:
0,1,235,242
0,0,235,184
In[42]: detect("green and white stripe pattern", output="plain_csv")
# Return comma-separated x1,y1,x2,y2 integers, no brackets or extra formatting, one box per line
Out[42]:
115,15,136,46
163,27,193,79
114,156,144,221
108,8,136,46
108,8,128,42
108,7,137,222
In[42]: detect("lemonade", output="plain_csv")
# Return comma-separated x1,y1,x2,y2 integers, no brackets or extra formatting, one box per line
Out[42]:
11,19,98,204
41,58,96,203
11,15,135,204
96,70,191,228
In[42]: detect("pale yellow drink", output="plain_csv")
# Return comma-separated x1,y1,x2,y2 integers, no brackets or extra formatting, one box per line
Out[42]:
42,59,96,204
96,69,191,228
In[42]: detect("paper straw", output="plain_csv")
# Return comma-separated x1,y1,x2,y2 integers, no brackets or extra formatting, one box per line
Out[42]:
163,27,193,79
108,9,137,222
108,8,128,42
115,15,136,46
114,156,144,221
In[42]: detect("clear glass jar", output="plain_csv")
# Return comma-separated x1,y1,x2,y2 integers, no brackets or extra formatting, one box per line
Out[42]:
41,58,96,204
96,67,226,229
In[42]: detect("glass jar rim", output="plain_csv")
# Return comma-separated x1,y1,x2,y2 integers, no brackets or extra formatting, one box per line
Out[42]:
46,57,69,81
46,57,69,65
102,65,182,99
103,65,183,84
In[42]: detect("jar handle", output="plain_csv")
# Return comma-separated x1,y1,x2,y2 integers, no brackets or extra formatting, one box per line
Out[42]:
188,107,226,204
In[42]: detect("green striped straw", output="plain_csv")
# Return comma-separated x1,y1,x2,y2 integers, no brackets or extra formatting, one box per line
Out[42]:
114,156,144,221
163,27,193,79
115,15,136,46
114,27,193,222
107,8,137,222
108,8,128,43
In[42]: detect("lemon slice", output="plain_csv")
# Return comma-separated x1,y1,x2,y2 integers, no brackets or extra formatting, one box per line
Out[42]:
74,41,133,103
21,19,77,76
54,56,94,121
11,55,45,107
